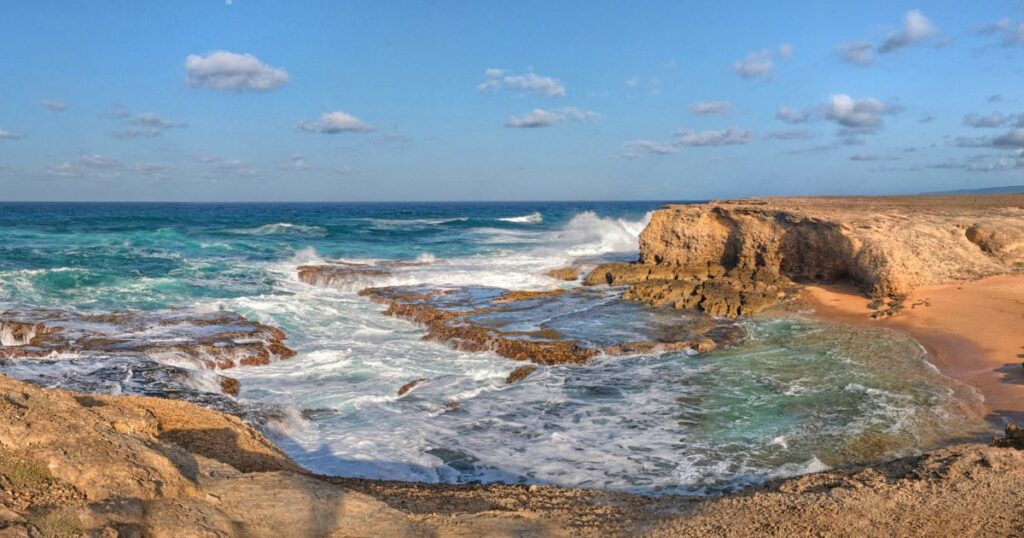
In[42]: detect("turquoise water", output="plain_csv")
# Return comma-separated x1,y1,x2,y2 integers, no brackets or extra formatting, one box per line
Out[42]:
0,202,986,493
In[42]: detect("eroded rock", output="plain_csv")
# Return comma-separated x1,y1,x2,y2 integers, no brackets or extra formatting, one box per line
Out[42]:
0,309,295,370
586,262,792,318
992,424,1024,449
637,197,1024,300
545,267,580,281
357,286,726,365
506,366,537,384
398,378,428,396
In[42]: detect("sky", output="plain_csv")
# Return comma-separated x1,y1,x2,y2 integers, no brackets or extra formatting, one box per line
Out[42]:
1,1,1023,202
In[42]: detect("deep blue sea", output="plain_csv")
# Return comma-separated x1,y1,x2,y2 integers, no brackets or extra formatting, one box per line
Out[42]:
0,202,986,493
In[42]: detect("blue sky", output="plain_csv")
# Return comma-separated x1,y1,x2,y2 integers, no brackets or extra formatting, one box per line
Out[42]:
1,1,1023,201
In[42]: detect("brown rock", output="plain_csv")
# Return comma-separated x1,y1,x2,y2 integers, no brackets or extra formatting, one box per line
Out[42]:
218,376,240,397
544,267,580,281
398,378,428,396
0,310,296,370
506,366,537,384
494,289,566,304
638,196,1024,299
992,424,1024,449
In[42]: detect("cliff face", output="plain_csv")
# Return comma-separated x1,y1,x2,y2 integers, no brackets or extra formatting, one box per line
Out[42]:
639,196,1024,297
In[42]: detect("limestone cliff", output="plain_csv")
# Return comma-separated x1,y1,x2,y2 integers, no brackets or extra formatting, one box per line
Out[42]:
587,195,1024,315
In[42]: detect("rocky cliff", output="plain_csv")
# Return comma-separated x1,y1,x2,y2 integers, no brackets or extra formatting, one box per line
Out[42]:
586,195,1024,315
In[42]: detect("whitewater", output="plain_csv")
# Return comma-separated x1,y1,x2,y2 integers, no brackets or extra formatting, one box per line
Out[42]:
0,201,984,494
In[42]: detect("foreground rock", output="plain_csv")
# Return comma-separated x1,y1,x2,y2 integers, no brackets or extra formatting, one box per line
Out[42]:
3,373,1024,537
586,195,1024,316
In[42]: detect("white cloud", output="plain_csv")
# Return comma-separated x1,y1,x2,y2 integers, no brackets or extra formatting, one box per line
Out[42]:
732,49,775,79
283,153,310,170
878,10,937,54
850,153,878,161
41,99,67,111
930,153,1024,172
688,101,731,115
824,94,897,132
994,128,1024,149
675,128,753,146
185,51,289,92
194,155,257,178
0,129,22,140
838,41,874,66
977,18,1024,47
478,69,566,97
764,129,813,140
732,44,792,80
104,109,186,139
620,140,679,159
298,111,375,133
135,162,173,178
776,106,810,124
963,112,1012,128
47,154,124,177
99,105,131,119
504,107,599,128
621,127,754,158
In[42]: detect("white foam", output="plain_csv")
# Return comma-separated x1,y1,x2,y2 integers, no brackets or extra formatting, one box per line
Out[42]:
233,223,328,236
498,212,543,224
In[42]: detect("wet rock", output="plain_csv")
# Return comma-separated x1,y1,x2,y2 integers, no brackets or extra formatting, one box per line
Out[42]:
397,378,428,396
298,262,392,290
0,309,295,370
506,366,537,384
494,290,566,304
588,262,792,318
358,286,726,365
544,267,580,281
992,424,1024,449
219,376,240,397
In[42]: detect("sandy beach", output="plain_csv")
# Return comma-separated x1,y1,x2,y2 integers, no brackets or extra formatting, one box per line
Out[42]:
804,275,1024,426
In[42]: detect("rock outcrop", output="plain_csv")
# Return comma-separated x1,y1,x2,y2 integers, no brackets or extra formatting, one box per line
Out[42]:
4,373,1024,537
0,309,295,369
358,286,722,364
586,195,1024,316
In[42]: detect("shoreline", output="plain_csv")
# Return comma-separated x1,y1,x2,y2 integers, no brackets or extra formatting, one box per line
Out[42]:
802,274,1024,428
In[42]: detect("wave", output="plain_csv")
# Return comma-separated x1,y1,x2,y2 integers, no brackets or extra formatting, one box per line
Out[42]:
233,223,328,236
366,217,469,227
535,210,652,257
498,212,543,224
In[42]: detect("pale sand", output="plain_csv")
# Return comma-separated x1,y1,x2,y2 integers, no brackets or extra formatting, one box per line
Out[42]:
804,275,1024,426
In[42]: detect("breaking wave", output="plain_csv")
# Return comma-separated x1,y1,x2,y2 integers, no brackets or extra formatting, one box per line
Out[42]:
498,212,543,224
233,223,328,236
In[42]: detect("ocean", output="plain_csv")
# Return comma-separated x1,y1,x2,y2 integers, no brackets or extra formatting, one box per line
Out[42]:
0,201,986,494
